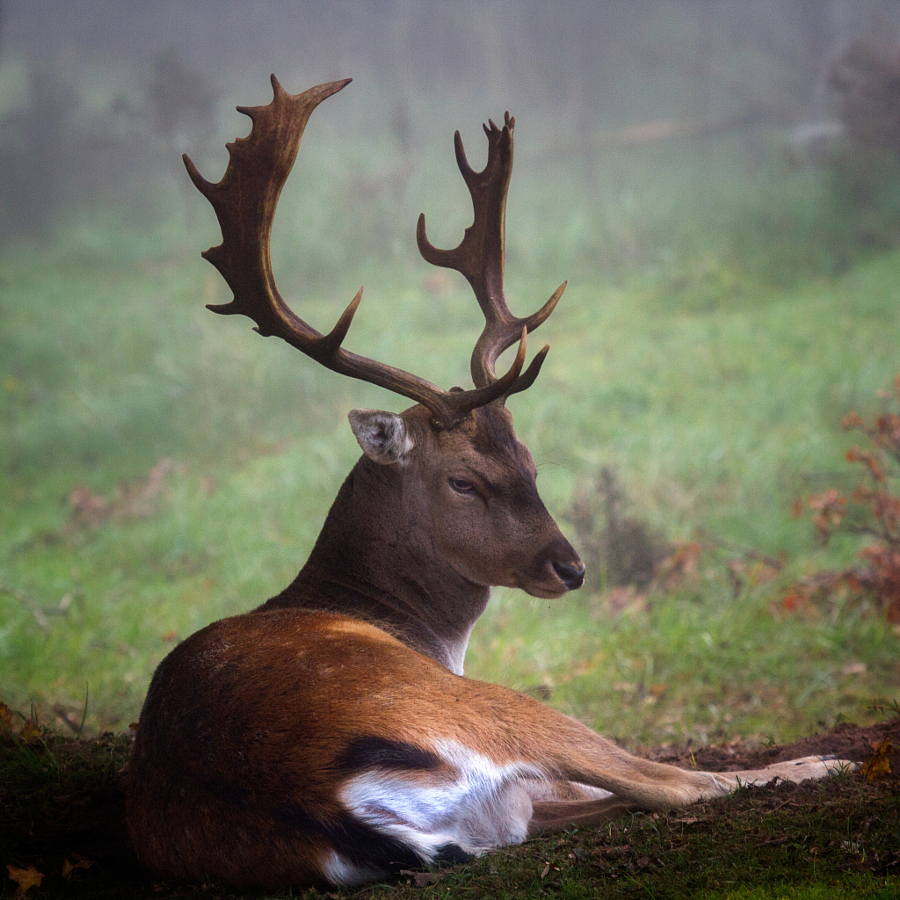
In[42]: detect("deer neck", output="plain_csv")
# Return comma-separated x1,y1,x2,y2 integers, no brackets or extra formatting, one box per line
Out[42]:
262,458,489,675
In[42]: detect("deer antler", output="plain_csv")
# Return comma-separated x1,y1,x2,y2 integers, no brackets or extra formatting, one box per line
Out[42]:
417,112,566,401
185,77,555,427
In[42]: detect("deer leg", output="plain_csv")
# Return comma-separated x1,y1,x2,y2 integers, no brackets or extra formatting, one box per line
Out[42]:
525,755,857,838
540,735,856,811
528,796,638,837
418,675,858,817
520,753,856,840
692,755,858,792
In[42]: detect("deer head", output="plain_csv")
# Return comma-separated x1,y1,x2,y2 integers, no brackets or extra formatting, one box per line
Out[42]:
184,77,583,672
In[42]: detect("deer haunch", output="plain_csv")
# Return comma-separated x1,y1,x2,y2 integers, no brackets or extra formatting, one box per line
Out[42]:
128,609,852,890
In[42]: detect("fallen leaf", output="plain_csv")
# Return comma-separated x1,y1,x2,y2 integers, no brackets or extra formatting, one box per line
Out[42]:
7,864,44,898
62,854,94,879
861,738,893,781
68,486,111,527
540,862,551,879
68,458,177,531
18,719,41,745
0,702,14,732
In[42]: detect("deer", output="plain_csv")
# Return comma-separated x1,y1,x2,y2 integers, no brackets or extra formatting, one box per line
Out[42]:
126,77,854,892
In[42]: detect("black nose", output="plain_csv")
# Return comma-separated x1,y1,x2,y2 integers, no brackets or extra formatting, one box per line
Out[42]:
552,559,585,591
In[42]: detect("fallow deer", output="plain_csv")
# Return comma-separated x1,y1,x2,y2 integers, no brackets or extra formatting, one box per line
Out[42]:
127,77,853,891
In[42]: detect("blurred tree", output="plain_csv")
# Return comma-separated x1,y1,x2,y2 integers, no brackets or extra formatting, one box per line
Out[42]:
0,64,81,238
147,48,218,171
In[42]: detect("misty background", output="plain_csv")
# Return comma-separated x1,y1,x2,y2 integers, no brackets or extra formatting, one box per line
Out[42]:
3,1,900,279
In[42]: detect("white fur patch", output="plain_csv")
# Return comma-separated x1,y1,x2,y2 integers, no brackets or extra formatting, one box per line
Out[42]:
338,740,543,862
319,849,384,887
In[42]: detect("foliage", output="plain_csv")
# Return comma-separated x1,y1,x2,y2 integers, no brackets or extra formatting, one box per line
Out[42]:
788,376,900,623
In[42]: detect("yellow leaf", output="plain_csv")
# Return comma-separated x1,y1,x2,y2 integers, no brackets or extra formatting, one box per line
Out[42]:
7,864,44,898
18,719,41,745
861,738,893,781
62,854,94,879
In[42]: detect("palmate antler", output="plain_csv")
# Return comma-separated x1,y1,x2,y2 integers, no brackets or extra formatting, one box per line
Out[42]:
184,76,564,428
417,113,566,396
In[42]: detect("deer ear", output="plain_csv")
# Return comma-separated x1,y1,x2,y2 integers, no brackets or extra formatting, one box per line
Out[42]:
348,410,414,466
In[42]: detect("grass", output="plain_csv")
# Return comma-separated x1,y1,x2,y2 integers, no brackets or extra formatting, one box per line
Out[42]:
2,129,900,739
468,584,895,748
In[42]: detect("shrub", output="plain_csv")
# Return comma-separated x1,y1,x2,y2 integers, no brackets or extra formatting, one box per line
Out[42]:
787,376,900,623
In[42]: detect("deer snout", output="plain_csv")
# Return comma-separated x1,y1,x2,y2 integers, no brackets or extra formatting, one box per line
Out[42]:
529,540,585,596
517,526,585,598
552,558,585,591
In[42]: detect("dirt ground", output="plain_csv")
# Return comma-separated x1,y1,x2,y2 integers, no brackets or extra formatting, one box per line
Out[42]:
3,717,898,897
651,715,900,773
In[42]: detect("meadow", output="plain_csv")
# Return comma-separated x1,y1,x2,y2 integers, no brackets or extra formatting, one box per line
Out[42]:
1,115,899,754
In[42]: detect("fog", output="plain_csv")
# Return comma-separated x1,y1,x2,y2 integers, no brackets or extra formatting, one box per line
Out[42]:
3,0,900,256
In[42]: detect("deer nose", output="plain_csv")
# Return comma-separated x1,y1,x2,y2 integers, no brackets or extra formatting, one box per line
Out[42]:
552,559,585,591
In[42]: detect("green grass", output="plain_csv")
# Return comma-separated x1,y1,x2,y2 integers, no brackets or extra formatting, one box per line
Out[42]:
2,124,899,741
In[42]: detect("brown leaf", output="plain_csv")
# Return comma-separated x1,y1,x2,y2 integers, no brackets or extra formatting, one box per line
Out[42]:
116,457,176,519
62,854,94,880
781,591,808,613
7,864,44,898
658,540,703,590
0,701,14,732
68,458,177,530
861,738,893,781
68,486,111,527
606,586,646,614
19,719,41,745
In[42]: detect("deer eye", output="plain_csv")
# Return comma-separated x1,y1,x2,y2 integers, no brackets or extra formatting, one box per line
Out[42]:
448,477,477,495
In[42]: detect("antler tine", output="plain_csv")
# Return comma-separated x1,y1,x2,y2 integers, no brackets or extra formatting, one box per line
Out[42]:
416,112,566,402
186,76,534,428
